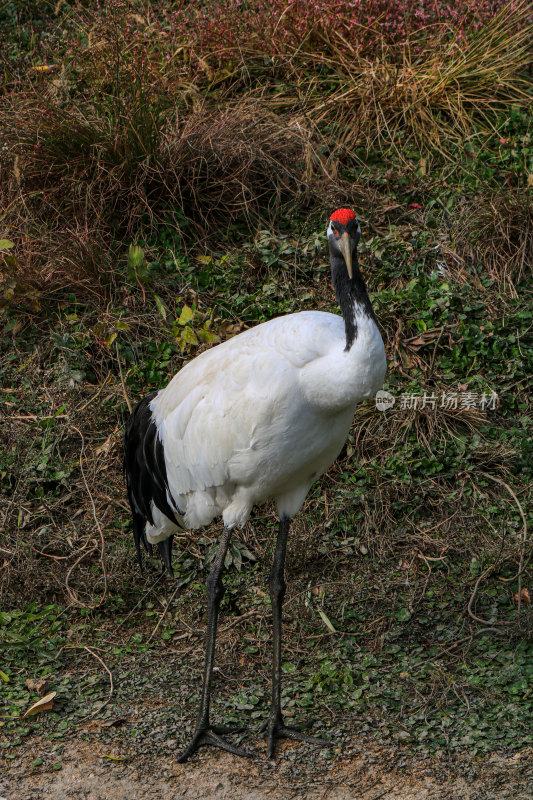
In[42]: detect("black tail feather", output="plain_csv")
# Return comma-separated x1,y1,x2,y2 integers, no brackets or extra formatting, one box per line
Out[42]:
124,393,182,574
158,535,174,577
131,508,155,571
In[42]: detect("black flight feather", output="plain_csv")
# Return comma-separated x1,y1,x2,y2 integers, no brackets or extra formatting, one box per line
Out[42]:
123,392,183,572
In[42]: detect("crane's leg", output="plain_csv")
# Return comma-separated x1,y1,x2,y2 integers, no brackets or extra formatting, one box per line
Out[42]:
264,518,330,758
177,527,252,762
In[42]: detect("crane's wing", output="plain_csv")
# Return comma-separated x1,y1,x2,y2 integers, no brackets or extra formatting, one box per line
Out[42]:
150,312,342,528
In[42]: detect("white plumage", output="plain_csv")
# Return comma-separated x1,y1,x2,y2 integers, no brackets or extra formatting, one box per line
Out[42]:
148,308,385,538
123,208,386,761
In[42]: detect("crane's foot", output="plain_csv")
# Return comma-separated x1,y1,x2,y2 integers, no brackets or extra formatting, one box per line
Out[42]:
262,714,332,759
177,724,254,763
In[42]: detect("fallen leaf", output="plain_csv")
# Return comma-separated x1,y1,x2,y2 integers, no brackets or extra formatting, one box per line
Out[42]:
31,64,56,72
23,691,56,717
100,717,127,728
26,677,48,695
514,588,530,605
95,433,115,456
180,325,198,345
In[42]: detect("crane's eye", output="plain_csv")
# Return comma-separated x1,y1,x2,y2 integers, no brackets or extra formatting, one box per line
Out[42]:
334,229,340,238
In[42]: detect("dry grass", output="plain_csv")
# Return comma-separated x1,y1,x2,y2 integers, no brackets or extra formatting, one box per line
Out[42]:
238,1,533,157
455,189,533,295
0,96,323,294
0,363,518,607
6,96,317,230
155,104,319,227
1,1,531,299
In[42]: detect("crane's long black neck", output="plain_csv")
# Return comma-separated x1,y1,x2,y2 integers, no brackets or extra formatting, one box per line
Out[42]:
331,251,375,351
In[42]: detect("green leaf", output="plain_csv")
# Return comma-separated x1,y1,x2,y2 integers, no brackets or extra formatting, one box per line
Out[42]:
198,327,219,344
128,245,145,269
178,305,194,325
0,239,15,251
180,326,198,345
0,669,10,683
153,293,167,322
395,607,412,622
317,608,337,632
128,245,150,285
470,558,481,576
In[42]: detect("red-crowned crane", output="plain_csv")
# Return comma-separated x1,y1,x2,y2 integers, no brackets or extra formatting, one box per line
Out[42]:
124,209,386,761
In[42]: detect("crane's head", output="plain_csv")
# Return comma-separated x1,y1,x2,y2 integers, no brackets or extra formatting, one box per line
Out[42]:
327,208,361,279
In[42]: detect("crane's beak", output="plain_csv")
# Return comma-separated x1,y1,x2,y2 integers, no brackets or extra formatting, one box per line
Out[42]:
339,232,353,279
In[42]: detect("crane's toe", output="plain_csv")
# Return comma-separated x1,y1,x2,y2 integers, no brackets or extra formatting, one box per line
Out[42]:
210,723,247,735
177,726,254,762
263,716,332,759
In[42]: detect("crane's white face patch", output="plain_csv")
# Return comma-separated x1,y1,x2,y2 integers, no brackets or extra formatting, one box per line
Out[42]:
327,221,341,253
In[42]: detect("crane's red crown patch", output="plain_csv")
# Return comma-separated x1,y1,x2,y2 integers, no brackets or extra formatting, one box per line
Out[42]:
330,208,357,225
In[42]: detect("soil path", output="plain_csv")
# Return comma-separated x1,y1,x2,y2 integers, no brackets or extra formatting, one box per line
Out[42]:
2,739,532,800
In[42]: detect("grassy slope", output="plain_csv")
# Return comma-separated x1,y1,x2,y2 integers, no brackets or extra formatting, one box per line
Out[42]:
1,0,532,774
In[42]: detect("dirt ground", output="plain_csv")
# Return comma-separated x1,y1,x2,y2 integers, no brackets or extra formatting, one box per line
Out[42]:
2,737,532,800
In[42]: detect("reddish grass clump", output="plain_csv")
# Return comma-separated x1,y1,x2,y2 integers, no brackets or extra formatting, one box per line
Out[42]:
165,0,514,62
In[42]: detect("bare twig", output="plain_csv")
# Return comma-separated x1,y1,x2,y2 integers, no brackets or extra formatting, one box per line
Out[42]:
147,579,189,643
66,425,108,609
467,565,501,627
76,371,112,412
479,471,529,612
83,645,114,714
115,572,165,631
115,340,132,413
220,609,260,633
